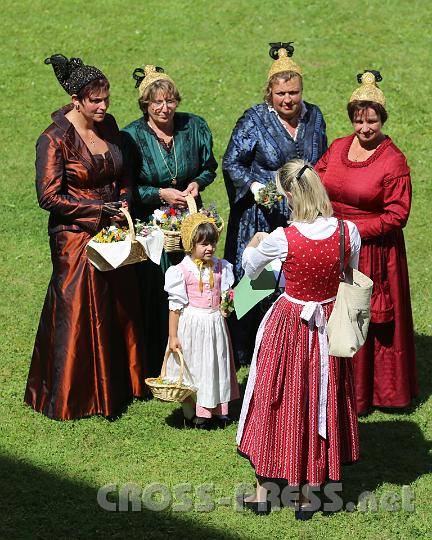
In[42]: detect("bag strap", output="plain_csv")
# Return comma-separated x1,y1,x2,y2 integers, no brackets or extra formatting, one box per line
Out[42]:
379,221,388,282
338,219,346,282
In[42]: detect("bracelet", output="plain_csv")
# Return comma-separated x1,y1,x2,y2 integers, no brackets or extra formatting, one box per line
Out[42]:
159,188,165,203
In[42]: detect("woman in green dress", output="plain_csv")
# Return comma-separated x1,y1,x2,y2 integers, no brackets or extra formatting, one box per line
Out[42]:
122,64,217,376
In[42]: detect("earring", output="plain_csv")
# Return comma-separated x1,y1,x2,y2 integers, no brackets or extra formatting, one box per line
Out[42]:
75,104,80,111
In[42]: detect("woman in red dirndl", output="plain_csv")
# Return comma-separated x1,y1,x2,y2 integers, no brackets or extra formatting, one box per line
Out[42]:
236,160,361,518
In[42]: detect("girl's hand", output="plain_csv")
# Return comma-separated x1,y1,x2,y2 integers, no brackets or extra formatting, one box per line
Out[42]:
160,188,187,207
181,182,199,198
169,336,182,352
220,307,231,318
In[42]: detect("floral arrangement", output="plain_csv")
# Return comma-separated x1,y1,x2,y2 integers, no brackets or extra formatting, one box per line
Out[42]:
93,222,156,243
198,203,223,230
153,203,223,231
220,289,235,315
93,225,129,243
153,207,188,231
254,181,283,210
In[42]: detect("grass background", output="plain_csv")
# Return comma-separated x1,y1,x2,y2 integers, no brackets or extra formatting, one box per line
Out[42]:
1,0,431,538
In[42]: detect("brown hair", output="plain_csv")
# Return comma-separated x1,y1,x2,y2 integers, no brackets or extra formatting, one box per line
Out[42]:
76,78,110,101
192,222,219,249
138,79,181,116
264,71,303,104
276,159,333,223
347,100,388,124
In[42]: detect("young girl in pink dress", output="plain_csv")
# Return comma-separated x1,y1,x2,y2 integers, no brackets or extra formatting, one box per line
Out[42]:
236,159,361,518
164,214,239,428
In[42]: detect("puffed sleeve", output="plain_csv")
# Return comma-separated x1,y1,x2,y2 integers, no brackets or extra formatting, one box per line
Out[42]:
242,227,288,280
356,171,412,240
222,110,260,203
314,142,332,178
193,117,218,190
347,220,361,269
35,133,103,232
164,265,188,311
121,127,161,206
221,259,235,291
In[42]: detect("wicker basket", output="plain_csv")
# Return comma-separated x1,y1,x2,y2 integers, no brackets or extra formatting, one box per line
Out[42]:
86,207,147,271
157,195,197,253
145,349,196,403
156,195,224,252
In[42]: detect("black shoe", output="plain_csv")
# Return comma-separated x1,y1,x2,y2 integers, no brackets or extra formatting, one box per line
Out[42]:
213,415,231,429
237,495,271,516
194,418,213,430
295,505,315,521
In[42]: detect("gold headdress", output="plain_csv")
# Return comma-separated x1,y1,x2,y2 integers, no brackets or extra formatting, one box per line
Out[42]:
132,65,174,97
349,70,386,107
268,42,302,79
180,213,217,253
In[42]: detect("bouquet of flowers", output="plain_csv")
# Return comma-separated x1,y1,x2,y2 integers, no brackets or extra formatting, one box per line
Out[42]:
153,206,188,231
220,289,235,316
254,181,283,210
92,222,157,243
198,203,224,231
92,225,129,243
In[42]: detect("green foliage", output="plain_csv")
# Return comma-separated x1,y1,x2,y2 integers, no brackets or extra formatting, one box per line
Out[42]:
1,1,431,538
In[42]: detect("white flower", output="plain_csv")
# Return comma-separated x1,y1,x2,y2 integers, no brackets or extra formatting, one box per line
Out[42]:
153,209,165,221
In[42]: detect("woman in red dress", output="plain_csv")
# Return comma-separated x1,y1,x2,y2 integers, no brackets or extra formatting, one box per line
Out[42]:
24,55,148,420
315,71,417,414
237,160,360,518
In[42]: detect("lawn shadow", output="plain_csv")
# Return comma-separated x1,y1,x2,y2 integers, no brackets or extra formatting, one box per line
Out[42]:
331,418,432,514
0,454,240,540
411,332,432,408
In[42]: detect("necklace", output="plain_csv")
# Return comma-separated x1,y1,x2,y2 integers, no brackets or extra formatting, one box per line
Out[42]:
89,131,96,148
156,136,178,185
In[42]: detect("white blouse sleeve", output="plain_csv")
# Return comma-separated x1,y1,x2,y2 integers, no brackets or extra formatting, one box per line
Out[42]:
221,259,235,291
242,227,288,280
347,221,361,269
164,265,188,311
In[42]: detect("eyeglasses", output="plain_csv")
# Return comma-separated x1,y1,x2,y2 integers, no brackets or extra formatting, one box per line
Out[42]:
151,99,177,111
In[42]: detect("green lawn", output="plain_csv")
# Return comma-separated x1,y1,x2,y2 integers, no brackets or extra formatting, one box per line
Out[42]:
1,1,431,538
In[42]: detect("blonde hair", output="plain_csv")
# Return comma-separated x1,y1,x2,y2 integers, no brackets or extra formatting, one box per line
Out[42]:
138,79,181,116
276,159,333,222
264,71,303,105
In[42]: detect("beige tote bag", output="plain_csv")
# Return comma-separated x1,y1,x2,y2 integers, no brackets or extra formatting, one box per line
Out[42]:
327,220,373,358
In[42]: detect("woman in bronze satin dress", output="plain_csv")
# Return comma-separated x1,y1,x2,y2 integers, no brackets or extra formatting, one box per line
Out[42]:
24,54,148,420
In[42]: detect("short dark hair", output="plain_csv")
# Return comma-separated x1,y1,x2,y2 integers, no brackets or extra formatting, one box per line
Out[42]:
192,222,219,248
76,78,110,101
347,100,388,124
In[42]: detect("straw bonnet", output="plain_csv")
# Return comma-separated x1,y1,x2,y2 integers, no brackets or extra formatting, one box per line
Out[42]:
132,65,174,97
180,214,217,253
268,42,302,79
45,54,106,95
349,70,386,107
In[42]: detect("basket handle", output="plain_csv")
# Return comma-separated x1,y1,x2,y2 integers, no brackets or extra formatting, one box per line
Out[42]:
160,348,185,388
119,207,136,242
185,194,197,215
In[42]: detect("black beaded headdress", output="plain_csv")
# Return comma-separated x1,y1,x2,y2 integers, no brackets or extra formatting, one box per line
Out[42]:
44,54,106,95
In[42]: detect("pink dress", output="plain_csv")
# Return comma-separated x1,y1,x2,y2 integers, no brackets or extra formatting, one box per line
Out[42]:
165,256,239,412
237,223,359,486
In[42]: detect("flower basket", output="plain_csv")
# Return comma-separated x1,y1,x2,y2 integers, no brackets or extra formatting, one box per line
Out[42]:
86,207,149,271
155,195,198,253
145,349,196,403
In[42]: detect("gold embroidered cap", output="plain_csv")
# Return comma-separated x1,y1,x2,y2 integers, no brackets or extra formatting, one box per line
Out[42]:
268,42,302,79
349,71,386,107
180,213,217,252
132,64,174,97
